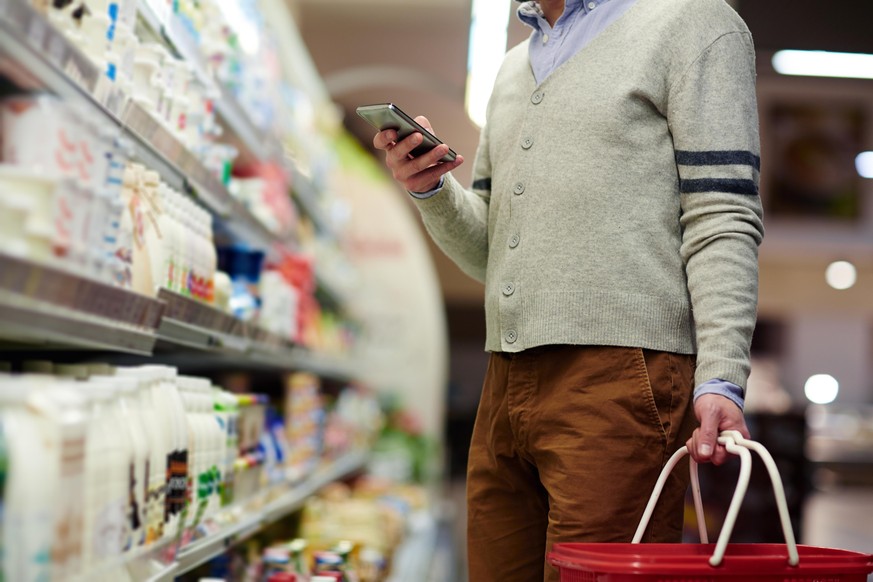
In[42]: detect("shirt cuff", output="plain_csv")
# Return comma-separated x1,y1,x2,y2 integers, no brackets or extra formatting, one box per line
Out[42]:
408,175,445,199
693,378,745,411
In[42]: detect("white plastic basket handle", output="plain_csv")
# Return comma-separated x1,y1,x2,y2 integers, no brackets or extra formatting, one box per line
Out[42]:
631,430,800,568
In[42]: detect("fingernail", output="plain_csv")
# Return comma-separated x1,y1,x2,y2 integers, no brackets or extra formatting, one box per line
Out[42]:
700,444,712,456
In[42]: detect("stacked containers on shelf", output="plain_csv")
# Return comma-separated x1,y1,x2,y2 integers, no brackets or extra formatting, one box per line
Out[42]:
213,389,240,507
0,96,130,285
0,376,63,582
48,0,140,96
0,377,91,582
233,394,269,501
0,368,265,580
115,366,170,544
284,373,326,483
89,375,151,551
80,380,133,580
0,19,225,297
177,375,225,533
144,365,189,541
117,163,218,299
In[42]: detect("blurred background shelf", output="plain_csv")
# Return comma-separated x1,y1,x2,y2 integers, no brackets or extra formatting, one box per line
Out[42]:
143,450,368,582
0,0,293,254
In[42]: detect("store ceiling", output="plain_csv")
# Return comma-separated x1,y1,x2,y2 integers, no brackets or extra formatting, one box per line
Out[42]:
291,0,873,304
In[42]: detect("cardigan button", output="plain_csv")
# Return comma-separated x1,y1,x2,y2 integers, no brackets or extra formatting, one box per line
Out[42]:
531,90,544,104
502,283,515,296
504,329,517,344
513,182,525,195
509,234,520,248
522,137,533,150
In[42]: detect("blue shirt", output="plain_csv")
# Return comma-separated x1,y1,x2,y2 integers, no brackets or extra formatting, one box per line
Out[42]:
518,0,638,85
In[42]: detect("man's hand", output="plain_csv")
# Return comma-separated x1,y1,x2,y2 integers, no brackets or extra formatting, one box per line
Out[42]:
373,115,464,193
687,393,750,465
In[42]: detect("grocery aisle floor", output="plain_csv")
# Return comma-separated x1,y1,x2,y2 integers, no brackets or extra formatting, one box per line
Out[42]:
441,480,873,581
804,488,873,581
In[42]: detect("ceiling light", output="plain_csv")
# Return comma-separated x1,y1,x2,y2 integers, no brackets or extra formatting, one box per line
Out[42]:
772,50,873,80
825,261,857,290
857,152,873,178
466,1,510,128
804,374,839,405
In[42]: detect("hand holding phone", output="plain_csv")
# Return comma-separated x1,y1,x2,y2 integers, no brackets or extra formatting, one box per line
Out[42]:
357,103,458,163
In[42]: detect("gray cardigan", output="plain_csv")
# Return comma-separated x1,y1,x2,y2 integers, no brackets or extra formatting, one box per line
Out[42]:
414,0,764,390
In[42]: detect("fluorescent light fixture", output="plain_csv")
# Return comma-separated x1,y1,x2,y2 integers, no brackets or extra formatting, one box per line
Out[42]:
772,50,873,80
857,151,873,178
466,0,510,128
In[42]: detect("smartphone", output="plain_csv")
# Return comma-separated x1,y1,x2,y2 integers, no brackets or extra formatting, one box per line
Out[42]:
356,103,457,163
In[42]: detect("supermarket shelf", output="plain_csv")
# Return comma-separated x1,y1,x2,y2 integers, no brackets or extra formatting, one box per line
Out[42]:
156,288,252,352
0,253,164,355
155,289,357,380
149,450,369,581
280,347,357,382
0,254,355,377
291,165,334,236
136,0,283,164
157,288,291,358
148,341,358,382
0,0,288,253
0,297,160,355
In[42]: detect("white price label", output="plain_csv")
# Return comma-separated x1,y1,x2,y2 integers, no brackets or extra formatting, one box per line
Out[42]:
104,88,124,116
26,14,46,49
63,58,85,88
47,33,65,67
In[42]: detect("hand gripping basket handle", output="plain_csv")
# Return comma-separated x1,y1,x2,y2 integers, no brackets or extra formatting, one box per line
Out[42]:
631,430,800,568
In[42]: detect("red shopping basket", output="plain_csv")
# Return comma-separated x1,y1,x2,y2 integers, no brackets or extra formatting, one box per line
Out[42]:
548,431,873,582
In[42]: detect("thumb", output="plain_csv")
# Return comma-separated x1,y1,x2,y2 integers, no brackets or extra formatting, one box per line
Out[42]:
696,406,720,459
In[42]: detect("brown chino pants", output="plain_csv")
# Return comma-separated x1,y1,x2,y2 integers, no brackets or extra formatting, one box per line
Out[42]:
466,345,698,582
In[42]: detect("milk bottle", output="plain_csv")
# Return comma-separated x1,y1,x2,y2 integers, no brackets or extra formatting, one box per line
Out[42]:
80,384,128,576
139,366,188,540
90,375,150,551
115,366,169,544
0,375,58,582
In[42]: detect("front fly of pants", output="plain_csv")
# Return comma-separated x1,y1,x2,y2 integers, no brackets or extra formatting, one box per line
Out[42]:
466,345,698,581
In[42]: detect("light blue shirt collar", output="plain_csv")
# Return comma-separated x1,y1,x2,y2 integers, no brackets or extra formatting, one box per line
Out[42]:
516,0,633,85
518,0,610,32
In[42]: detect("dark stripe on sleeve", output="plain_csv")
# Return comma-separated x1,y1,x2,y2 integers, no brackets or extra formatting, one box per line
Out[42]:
675,150,761,171
472,178,492,191
680,178,759,196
